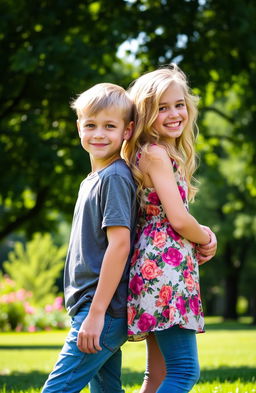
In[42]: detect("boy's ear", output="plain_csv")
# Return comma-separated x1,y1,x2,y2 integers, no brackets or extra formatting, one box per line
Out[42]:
123,121,134,141
77,119,82,137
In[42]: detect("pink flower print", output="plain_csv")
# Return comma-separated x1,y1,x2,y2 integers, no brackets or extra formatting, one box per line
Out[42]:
189,296,201,315
148,191,160,205
143,223,153,236
140,259,163,280
178,185,186,201
162,308,170,319
156,285,172,307
127,306,137,325
138,313,157,332
184,272,195,292
131,248,140,267
176,296,187,315
162,248,183,266
169,305,176,322
129,274,144,295
153,231,167,248
166,225,180,241
146,204,160,216
186,255,194,272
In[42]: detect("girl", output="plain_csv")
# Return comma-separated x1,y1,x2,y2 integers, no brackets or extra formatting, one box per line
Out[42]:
122,64,217,393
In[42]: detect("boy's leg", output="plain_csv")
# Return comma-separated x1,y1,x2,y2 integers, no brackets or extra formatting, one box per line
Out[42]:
41,304,127,393
89,348,125,393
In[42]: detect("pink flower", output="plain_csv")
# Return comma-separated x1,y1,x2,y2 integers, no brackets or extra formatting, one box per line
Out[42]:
176,296,187,315
156,285,172,307
148,192,160,205
45,305,53,312
186,255,194,272
146,204,160,216
153,231,167,248
143,224,153,236
189,296,201,315
28,325,36,332
166,225,180,241
127,306,137,325
129,274,144,295
178,185,186,201
53,296,63,310
162,248,183,266
25,303,35,314
140,259,163,280
169,306,176,322
162,308,169,318
138,313,157,332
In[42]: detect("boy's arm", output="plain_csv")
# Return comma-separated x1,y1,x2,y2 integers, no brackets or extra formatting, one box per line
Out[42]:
77,225,130,354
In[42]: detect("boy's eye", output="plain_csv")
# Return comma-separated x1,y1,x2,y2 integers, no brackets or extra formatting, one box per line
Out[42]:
106,124,116,129
85,123,95,128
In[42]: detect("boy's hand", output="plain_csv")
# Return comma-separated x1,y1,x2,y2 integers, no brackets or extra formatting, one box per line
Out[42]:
77,312,104,354
197,226,217,265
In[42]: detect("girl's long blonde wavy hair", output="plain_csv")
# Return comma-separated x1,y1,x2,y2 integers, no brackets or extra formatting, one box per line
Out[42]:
122,64,199,202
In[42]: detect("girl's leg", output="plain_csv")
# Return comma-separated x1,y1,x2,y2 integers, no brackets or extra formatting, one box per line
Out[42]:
139,333,166,393
154,326,200,393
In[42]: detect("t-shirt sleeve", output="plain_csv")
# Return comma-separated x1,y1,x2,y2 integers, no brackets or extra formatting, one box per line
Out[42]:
100,174,134,230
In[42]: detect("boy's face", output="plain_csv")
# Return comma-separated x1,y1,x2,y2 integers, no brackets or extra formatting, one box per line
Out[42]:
77,107,133,171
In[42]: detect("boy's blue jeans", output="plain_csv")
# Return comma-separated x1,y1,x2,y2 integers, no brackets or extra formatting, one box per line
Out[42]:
41,303,127,393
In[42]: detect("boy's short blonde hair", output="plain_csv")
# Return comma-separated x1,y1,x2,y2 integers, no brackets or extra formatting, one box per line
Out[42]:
71,83,135,125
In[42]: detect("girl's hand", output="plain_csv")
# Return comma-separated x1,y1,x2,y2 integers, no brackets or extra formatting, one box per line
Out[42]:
196,226,217,265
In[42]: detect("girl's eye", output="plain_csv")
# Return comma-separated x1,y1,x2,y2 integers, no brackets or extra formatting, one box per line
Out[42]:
176,103,185,108
159,106,168,112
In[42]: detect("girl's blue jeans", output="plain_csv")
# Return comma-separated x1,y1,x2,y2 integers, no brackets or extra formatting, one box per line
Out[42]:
154,325,200,393
41,303,126,393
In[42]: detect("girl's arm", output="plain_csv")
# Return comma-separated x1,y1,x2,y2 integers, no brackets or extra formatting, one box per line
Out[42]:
141,145,210,245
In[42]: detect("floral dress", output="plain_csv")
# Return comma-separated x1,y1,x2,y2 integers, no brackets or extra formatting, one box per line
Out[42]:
127,156,204,341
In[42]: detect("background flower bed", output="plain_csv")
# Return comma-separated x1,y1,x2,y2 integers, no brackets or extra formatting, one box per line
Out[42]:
0,276,69,332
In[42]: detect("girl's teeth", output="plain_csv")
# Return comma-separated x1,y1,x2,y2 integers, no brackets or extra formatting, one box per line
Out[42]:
166,122,179,127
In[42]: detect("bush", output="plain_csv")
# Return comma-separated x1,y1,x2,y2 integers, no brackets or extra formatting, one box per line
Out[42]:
3,233,67,306
0,275,70,331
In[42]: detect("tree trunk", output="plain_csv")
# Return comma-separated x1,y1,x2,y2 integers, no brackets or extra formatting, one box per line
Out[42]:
223,243,240,320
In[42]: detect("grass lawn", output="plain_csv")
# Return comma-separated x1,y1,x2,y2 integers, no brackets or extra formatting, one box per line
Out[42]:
0,317,255,393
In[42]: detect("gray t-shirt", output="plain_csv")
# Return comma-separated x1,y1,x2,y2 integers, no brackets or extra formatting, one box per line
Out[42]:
64,159,137,318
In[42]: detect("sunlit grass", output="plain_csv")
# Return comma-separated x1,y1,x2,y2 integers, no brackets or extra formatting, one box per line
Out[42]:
0,317,255,393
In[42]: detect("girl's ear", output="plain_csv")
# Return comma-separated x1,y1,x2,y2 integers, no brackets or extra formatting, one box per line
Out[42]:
123,121,134,141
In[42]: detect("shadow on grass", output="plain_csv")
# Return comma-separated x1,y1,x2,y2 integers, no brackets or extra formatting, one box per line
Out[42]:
0,366,255,391
0,345,62,350
199,366,256,382
205,321,256,331
0,371,47,390
121,366,256,385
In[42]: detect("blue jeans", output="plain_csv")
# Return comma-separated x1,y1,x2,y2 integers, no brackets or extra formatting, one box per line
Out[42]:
41,304,127,393
154,326,200,393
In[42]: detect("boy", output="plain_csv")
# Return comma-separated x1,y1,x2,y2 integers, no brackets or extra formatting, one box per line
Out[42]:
42,83,137,393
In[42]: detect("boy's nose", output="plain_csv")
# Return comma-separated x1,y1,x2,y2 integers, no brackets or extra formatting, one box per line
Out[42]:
94,128,105,137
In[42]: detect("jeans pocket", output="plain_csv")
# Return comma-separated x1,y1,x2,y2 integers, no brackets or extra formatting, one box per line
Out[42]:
101,315,127,352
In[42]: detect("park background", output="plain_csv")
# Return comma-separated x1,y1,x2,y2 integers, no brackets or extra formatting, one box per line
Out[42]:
0,0,256,392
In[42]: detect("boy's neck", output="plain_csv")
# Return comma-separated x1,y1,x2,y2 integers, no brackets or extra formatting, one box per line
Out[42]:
89,154,122,174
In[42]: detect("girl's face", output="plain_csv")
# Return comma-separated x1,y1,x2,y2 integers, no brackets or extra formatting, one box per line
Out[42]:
152,82,188,145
